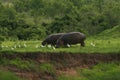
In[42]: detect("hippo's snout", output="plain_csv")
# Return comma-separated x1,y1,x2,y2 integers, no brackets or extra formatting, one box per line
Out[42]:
55,45,60,48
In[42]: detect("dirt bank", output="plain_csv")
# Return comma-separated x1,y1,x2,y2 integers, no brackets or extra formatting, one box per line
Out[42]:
0,52,120,80
1,52,120,67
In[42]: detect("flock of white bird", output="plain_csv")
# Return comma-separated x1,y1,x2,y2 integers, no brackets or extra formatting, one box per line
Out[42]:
1,42,96,50
1,42,57,50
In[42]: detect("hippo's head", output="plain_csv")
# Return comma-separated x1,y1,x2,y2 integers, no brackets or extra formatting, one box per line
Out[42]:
41,40,47,46
55,44,59,48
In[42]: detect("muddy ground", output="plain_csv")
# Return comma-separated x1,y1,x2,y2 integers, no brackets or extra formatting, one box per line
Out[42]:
0,52,120,80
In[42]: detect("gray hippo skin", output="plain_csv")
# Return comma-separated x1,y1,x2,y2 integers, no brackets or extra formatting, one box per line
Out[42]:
56,32,86,48
42,33,65,46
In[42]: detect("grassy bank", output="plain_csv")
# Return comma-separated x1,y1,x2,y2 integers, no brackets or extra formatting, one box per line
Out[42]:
57,63,120,80
0,55,120,80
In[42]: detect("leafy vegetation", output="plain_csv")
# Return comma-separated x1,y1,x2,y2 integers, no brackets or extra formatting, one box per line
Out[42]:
0,0,120,40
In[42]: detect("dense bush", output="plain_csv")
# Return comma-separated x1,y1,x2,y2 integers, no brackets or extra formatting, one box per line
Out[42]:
0,0,120,40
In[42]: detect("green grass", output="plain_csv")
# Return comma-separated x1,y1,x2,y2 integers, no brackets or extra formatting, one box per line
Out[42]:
0,70,21,80
57,63,120,80
94,25,120,39
78,63,120,80
1,38,120,53
0,38,120,53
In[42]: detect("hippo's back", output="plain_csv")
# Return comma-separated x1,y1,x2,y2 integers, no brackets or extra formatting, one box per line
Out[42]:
59,32,86,44
45,33,65,44
47,33,65,40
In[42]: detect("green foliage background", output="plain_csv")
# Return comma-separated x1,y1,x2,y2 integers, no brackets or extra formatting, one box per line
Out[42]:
0,0,120,40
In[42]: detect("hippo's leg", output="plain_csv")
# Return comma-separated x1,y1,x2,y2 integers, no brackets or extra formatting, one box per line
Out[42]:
81,41,85,47
63,41,70,48
64,43,69,48
56,40,64,48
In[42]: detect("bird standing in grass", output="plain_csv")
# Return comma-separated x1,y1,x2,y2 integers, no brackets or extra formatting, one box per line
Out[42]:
90,42,96,47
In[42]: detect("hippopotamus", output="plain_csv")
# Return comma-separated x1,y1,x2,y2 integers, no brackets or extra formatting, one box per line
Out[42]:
42,33,65,46
56,32,86,48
